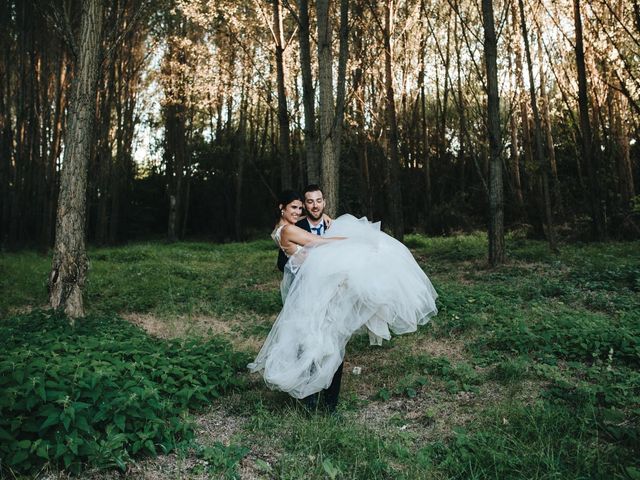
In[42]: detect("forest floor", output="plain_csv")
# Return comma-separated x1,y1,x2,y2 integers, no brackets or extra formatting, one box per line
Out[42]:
1,233,639,479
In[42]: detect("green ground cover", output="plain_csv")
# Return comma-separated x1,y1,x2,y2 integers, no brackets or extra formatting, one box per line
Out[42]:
0,235,638,479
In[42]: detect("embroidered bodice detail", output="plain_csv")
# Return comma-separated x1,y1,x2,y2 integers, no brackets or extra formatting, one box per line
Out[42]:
272,224,302,257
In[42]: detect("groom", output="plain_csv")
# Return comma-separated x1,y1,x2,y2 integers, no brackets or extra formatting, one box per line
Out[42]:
276,184,344,413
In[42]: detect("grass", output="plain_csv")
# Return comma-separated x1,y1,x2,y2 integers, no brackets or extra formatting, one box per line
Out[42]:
1,234,639,478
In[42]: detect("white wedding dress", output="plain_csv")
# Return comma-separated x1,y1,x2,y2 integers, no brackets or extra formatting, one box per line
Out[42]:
248,214,438,399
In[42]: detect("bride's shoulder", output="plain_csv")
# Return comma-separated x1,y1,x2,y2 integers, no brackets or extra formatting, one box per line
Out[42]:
271,223,286,240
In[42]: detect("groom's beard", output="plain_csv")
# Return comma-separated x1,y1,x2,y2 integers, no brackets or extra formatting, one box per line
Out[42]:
306,210,323,222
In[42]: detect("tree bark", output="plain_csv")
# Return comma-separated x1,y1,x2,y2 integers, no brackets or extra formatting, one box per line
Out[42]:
316,0,338,216
49,0,104,320
510,0,530,203
573,0,606,239
383,0,404,240
518,0,557,252
297,0,320,184
418,0,431,230
537,29,562,214
481,0,504,265
333,0,349,166
273,0,292,190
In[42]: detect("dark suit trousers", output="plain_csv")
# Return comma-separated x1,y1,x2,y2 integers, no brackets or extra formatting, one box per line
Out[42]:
304,361,344,411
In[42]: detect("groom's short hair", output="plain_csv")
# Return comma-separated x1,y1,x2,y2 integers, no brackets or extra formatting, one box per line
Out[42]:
303,184,323,196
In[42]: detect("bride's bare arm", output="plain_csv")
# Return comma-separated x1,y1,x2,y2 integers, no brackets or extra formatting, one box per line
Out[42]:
280,224,344,254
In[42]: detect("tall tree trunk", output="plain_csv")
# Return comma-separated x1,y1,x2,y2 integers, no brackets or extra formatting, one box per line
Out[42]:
613,94,635,207
506,30,523,208
510,0,530,202
45,51,68,247
573,0,606,239
49,0,104,320
333,0,349,165
165,102,187,242
297,0,320,184
482,0,504,265
454,14,467,198
352,1,372,218
611,0,635,208
163,20,190,243
0,0,13,245
316,0,338,215
518,0,557,252
274,0,292,190
234,60,250,240
537,30,562,214
383,0,404,240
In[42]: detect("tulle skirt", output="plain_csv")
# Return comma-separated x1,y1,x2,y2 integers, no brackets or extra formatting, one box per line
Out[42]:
248,214,438,398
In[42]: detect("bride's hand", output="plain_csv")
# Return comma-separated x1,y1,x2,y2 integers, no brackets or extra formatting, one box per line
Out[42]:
323,213,333,229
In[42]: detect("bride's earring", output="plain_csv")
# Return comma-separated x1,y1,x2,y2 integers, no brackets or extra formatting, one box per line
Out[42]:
281,210,284,216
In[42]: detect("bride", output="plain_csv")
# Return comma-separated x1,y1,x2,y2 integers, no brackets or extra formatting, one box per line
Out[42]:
248,191,438,399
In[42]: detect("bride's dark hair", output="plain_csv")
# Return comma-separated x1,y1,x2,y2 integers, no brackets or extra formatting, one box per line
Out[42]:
277,190,303,218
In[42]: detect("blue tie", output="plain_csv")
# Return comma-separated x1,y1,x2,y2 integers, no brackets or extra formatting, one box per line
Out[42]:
311,225,323,236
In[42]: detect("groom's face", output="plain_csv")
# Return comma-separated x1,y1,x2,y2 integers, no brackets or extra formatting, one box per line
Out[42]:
305,190,325,222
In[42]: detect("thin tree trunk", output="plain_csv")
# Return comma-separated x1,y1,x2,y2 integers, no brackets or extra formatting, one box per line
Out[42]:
518,0,557,252
333,0,349,165
418,0,431,229
573,0,606,239
297,0,320,184
510,0,531,200
0,0,13,244
165,100,187,242
507,38,524,208
49,0,104,320
316,0,338,215
234,61,250,240
383,0,404,240
274,0,292,190
482,0,504,265
613,94,635,206
537,30,562,214
454,15,467,198
611,0,635,208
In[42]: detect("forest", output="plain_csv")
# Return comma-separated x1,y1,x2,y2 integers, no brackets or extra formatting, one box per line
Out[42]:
1,0,638,250
1,0,639,478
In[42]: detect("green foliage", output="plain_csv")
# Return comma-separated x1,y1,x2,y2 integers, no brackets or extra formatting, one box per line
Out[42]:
395,354,482,394
480,312,640,366
490,356,531,384
420,402,635,479
0,251,50,316
405,232,488,261
0,309,249,474
191,442,249,479
248,407,402,479
374,375,428,401
1,235,639,479
0,241,282,318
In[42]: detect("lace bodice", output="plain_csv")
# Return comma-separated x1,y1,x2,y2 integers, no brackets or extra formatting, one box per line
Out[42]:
272,224,302,257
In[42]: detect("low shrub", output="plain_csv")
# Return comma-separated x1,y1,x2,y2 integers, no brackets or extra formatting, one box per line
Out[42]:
0,309,249,474
479,313,640,367
419,402,635,479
